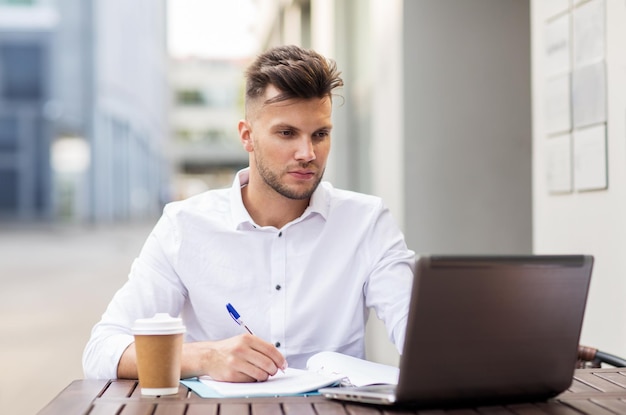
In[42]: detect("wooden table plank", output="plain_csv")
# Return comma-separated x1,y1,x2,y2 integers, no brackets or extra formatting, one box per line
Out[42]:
185,403,218,415
589,397,626,414
534,401,587,415
219,403,254,415
573,373,626,393
118,401,156,415
444,409,481,415
115,381,188,400
36,370,626,415
596,372,626,389
496,403,547,415
313,401,351,415
475,405,518,415
558,400,618,415
567,379,602,394
282,402,320,415
153,402,187,415
251,402,285,415
380,407,420,415
101,379,137,397
344,402,385,414
36,379,109,415
89,402,126,415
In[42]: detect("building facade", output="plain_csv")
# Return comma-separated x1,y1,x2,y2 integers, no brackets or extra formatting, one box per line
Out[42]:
167,57,248,200
0,0,168,223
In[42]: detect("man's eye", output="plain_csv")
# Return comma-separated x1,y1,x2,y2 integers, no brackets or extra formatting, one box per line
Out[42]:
279,130,294,137
314,131,329,139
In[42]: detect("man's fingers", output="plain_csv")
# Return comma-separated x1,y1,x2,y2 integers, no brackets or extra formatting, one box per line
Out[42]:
246,336,287,374
222,335,286,381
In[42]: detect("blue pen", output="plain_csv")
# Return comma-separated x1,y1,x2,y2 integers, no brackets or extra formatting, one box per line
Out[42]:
226,302,288,373
226,303,254,335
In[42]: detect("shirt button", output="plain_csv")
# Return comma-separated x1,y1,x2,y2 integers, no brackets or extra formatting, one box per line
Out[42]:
275,284,281,291
275,341,281,348
278,231,282,237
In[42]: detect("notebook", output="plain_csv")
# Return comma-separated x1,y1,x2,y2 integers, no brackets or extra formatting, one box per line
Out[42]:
320,255,594,407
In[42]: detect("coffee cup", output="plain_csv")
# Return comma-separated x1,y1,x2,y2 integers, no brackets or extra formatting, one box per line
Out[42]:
132,313,186,396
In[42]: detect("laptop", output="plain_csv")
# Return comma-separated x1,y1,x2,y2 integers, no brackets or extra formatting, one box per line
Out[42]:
320,255,594,407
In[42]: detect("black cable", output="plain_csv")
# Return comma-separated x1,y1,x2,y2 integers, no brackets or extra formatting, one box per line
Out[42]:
596,351,626,368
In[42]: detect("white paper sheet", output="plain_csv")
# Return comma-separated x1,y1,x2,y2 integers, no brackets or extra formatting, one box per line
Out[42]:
198,367,344,397
306,351,399,387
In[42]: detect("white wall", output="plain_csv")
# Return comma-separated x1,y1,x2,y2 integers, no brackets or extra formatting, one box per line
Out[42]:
531,0,626,354
366,0,406,367
402,0,532,256
330,0,532,367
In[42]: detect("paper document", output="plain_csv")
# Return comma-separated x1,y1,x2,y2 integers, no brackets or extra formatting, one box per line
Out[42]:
306,351,399,387
188,351,399,398
198,367,344,397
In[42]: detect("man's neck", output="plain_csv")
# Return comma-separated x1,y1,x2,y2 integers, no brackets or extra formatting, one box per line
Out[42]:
241,183,310,229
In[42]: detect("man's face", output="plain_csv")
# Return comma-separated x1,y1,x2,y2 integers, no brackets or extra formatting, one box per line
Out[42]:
239,85,332,201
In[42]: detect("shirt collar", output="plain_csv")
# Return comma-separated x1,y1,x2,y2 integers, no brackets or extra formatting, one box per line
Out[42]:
230,168,330,230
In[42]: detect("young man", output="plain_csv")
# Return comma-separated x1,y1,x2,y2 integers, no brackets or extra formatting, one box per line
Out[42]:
83,45,415,383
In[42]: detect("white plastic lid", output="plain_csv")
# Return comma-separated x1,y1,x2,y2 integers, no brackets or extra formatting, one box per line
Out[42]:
132,313,186,335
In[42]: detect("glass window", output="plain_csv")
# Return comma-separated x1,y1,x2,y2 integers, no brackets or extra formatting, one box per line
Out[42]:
0,115,18,151
203,129,225,143
0,0,36,5
0,44,44,100
176,89,205,106
0,170,18,210
175,129,192,141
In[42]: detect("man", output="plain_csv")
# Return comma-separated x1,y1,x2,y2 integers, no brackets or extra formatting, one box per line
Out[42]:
83,45,415,383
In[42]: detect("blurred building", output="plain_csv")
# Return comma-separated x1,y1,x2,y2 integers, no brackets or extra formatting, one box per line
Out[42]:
0,0,168,223
168,57,248,200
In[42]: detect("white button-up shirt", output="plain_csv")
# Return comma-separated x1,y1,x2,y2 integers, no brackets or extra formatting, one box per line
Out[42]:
83,169,415,379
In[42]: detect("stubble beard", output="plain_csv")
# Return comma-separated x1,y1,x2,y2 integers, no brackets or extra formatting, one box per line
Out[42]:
255,159,324,200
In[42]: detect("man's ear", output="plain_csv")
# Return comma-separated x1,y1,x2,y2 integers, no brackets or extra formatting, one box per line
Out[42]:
238,120,254,153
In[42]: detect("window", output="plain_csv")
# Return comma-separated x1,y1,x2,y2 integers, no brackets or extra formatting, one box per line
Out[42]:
0,115,18,151
0,170,18,210
176,89,205,106
203,87,236,108
203,129,226,143
0,0,37,5
0,44,44,100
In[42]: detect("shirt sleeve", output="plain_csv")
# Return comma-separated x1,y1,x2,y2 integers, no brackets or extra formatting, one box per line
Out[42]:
82,212,187,379
363,201,416,354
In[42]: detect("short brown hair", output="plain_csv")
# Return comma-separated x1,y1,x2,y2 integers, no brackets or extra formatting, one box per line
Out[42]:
244,45,344,108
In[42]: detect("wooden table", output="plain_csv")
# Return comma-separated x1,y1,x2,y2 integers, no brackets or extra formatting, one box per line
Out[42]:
37,368,626,415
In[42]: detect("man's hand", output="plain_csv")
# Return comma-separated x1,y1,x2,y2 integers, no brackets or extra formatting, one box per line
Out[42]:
117,334,288,383
184,334,288,382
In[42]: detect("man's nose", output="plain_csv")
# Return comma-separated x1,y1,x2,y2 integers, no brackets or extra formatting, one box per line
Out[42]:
294,136,316,162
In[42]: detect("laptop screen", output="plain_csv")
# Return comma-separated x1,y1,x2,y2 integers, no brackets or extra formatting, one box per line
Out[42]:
397,255,593,406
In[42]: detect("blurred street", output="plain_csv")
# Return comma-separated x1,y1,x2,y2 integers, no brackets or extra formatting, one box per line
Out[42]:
0,220,156,414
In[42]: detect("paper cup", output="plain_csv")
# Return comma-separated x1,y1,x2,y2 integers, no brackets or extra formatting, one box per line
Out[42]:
132,313,186,396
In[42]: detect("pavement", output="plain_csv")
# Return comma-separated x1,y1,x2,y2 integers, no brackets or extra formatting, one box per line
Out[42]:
0,219,157,415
